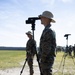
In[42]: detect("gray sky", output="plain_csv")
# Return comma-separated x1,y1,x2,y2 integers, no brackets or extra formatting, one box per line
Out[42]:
0,0,75,47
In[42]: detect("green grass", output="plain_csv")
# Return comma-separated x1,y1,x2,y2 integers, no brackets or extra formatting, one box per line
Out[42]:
0,50,75,75
0,50,26,69
53,52,75,75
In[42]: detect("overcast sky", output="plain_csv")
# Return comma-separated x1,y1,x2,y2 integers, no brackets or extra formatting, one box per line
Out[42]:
0,0,75,47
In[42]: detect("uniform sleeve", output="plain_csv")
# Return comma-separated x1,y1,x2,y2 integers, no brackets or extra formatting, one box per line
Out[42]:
26,39,36,53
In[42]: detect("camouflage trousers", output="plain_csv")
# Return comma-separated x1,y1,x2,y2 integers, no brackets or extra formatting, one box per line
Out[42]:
27,53,35,75
40,56,54,75
73,51,75,57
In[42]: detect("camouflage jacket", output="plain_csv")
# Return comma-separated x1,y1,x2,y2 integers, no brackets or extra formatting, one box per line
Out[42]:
39,24,56,60
26,39,36,54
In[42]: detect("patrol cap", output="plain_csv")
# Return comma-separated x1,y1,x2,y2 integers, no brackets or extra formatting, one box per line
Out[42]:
26,31,33,35
39,11,56,23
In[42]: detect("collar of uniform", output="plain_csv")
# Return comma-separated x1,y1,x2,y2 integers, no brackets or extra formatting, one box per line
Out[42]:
45,24,51,30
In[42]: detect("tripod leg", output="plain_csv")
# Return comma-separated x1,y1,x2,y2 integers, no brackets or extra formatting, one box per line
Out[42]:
70,56,75,65
58,54,64,69
62,56,66,75
53,54,64,74
69,55,75,74
20,58,27,75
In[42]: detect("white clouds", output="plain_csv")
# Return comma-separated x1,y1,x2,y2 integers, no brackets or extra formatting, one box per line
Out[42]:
40,0,55,6
38,0,73,6
0,0,75,47
0,1,27,47
60,0,73,3
53,10,75,46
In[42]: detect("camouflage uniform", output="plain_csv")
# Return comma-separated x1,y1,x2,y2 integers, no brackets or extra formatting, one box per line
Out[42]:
73,45,75,57
26,38,36,75
38,24,56,75
68,45,72,56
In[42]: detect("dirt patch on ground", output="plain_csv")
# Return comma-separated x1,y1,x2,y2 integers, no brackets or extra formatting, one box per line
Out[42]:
0,67,40,75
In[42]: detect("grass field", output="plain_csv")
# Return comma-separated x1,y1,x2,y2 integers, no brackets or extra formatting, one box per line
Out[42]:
0,50,75,75
0,50,26,69
53,52,75,75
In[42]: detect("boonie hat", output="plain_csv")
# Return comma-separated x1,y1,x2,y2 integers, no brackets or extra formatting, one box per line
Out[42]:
39,11,56,23
26,31,32,35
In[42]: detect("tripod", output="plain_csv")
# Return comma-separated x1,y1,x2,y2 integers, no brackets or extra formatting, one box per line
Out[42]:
20,18,42,75
58,34,75,74
30,20,43,75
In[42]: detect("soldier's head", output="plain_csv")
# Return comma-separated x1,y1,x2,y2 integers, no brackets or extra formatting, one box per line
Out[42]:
26,31,33,39
39,11,56,26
